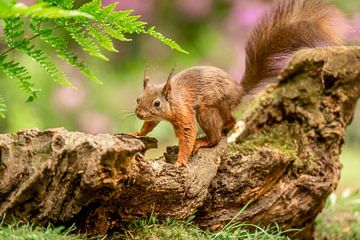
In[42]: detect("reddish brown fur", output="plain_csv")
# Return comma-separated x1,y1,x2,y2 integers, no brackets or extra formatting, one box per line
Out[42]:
241,0,349,94
134,0,348,166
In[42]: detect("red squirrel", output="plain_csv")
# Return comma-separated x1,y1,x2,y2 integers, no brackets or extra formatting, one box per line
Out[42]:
134,0,349,166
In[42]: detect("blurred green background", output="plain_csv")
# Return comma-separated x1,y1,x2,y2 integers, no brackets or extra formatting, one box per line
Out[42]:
0,0,359,191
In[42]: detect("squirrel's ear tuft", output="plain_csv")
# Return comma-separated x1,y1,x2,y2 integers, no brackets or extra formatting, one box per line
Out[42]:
143,67,150,89
162,69,175,100
162,81,171,100
144,76,150,89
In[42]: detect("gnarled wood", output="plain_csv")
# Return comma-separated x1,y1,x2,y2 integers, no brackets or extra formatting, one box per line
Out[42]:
0,47,359,239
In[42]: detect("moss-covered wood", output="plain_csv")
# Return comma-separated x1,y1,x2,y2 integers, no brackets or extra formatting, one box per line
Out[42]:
0,47,359,239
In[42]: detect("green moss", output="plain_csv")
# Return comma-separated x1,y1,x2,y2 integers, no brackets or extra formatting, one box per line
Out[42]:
229,125,298,160
236,90,271,121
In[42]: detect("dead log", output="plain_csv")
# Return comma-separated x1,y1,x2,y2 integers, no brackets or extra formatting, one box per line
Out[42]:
0,46,359,239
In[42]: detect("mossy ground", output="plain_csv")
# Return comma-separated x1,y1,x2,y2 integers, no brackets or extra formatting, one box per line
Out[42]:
228,123,298,160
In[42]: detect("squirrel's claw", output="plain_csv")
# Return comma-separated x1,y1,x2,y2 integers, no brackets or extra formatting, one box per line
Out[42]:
129,132,140,137
175,161,188,168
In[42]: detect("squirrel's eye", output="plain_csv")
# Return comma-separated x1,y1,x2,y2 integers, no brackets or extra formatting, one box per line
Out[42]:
136,98,140,104
154,100,161,107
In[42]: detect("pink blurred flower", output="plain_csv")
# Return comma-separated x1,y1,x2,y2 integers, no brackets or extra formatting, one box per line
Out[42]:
228,43,246,83
351,13,360,42
225,1,269,81
227,0,268,33
78,111,114,134
52,79,87,110
175,0,213,21
17,0,35,4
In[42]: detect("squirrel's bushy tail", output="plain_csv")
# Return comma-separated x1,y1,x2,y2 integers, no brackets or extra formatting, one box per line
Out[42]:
241,0,350,94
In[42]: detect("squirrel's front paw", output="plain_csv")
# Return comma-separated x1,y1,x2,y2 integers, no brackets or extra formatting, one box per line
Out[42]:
175,161,188,168
175,157,188,168
129,132,140,137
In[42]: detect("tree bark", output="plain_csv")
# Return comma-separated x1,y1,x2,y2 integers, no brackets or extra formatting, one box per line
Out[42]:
0,47,359,239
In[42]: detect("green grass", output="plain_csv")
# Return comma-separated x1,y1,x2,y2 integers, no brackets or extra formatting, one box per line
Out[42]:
116,215,296,240
116,216,208,240
315,189,360,240
0,222,88,240
0,214,296,240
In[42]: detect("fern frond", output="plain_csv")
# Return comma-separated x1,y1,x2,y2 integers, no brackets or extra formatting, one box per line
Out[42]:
33,23,101,83
23,45,72,87
66,24,109,61
107,10,146,34
0,2,92,19
3,17,72,87
146,27,189,54
79,0,188,53
78,0,101,14
2,17,25,48
0,55,39,102
87,24,117,52
0,94,6,119
42,0,74,9
80,1,131,42
102,25,130,41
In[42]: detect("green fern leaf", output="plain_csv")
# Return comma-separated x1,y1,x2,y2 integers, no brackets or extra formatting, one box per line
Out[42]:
79,1,187,53
78,0,101,14
107,11,146,34
42,0,74,9
23,45,72,87
0,2,92,19
36,28,101,83
3,17,72,87
80,1,130,42
2,17,25,48
0,94,7,119
147,27,189,54
87,24,118,52
79,0,119,51
0,55,39,102
66,24,109,61
30,18,100,83
102,25,130,41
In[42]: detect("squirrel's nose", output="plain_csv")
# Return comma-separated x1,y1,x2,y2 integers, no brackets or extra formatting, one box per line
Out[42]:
136,109,145,119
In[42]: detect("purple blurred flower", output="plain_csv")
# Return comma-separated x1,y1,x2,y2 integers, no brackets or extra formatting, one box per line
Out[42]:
228,44,246,82
52,79,87,110
227,0,268,32
78,111,114,134
225,1,269,81
351,13,360,42
17,0,35,4
175,0,213,21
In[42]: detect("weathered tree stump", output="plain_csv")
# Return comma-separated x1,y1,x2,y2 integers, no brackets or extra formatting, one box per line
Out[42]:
0,47,359,239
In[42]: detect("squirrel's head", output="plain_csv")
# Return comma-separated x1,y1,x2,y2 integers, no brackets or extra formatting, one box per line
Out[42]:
135,70,175,121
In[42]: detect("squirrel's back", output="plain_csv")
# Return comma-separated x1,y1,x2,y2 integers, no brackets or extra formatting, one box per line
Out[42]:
171,66,242,109
241,0,349,94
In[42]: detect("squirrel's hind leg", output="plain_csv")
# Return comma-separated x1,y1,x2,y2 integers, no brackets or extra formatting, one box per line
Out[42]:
193,107,222,153
221,111,236,136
